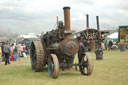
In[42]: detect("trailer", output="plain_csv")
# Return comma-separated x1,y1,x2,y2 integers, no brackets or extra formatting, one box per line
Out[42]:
118,26,128,50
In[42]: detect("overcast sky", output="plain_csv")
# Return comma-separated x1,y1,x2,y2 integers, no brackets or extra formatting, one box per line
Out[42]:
0,0,128,34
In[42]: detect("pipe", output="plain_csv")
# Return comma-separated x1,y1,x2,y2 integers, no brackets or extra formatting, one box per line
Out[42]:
63,7,71,30
57,16,59,26
86,14,89,29
96,16,100,30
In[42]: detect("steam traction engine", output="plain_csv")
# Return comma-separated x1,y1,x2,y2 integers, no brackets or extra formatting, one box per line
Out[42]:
30,7,93,79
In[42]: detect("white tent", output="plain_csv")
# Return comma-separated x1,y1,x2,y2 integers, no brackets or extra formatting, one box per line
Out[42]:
17,34,37,39
107,32,118,39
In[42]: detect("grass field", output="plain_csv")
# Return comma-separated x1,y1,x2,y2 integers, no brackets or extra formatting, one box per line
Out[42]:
0,50,128,85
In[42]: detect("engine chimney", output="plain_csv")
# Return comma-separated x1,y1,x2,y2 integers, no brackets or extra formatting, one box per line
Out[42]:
96,16,100,30
63,7,71,30
86,14,89,29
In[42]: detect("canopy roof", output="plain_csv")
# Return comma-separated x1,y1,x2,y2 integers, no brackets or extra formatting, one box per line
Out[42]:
107,32,118,39
17,34,37,39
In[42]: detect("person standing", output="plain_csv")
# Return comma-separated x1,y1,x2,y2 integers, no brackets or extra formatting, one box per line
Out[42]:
108,40,113,50
78,41,86,59
13,43,17,55
101,41,106,50
17,42,22,56
1,42,5,62
3,43,11,65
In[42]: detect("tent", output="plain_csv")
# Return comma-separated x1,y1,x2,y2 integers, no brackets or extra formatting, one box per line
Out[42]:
17,35,37,39
104,32,118,45
107,32,118,39
0,37,8,42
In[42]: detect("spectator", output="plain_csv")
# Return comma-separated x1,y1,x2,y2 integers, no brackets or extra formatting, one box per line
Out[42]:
108,40,113,50
17,42,22,56
3,43,11,65
101,41,106,50
13,43,18,54
78,41,86,59
21,44,26,57
1,42,5,62
23,44,26,52
25,44,29,54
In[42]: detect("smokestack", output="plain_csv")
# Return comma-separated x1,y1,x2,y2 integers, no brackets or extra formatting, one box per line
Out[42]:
63,7,71,30
96,16,100,30
86,14,89,29
57,16,59,26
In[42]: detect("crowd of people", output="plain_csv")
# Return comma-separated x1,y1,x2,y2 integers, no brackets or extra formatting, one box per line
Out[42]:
101,40,118,50
0,42,30,65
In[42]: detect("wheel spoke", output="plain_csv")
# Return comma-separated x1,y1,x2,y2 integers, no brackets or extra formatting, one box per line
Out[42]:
48,54,59,79
79,53,93,75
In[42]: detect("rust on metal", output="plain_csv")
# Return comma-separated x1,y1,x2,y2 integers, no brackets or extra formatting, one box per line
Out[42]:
59,38,79,56
63,7,71,30
30,6,93,79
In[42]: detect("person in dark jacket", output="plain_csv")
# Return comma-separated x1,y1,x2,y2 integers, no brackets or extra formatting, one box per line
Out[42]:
3,43,11,65
1,42,5,62
78,41,86,61
108,40,113,50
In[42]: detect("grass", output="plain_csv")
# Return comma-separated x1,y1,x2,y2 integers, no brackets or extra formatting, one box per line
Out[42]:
0,50,128,85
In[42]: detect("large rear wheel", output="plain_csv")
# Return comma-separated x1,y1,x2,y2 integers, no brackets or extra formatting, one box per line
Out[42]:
30,41,45,72
48,54,59,79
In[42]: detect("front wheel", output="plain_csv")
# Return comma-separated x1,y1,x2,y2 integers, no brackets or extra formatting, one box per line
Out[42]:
48,54,59,79
79,53,93,75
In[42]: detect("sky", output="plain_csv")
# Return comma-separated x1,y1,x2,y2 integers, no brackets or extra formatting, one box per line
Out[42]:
0,0,128,34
